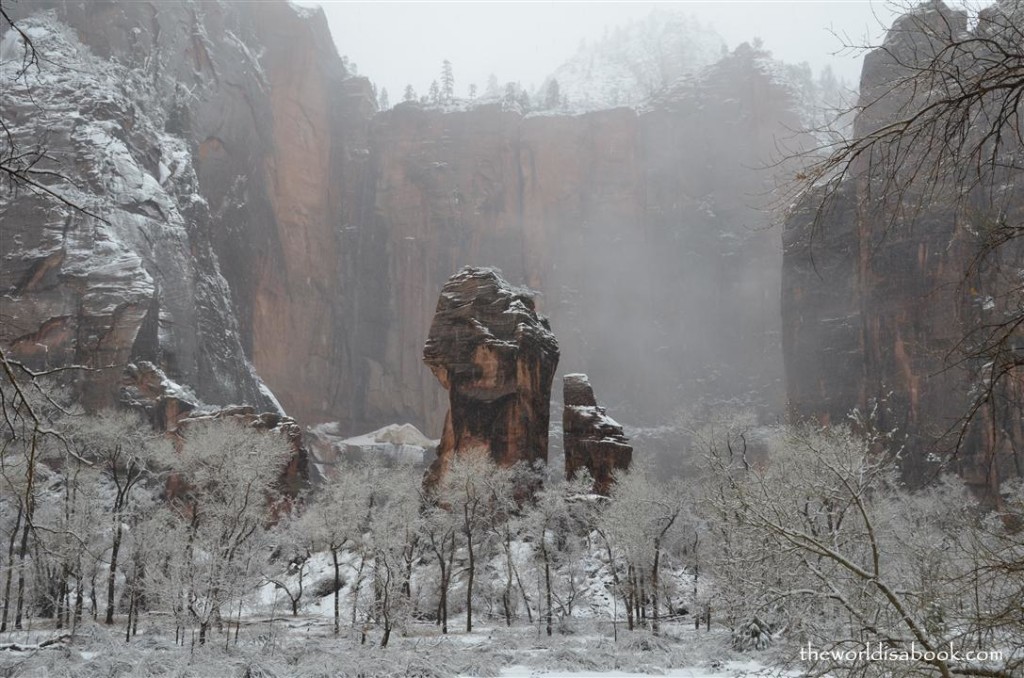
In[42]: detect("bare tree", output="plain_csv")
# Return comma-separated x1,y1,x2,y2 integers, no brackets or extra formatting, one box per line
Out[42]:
367,461,420,648
419,500,457,633
167,419,291,645
524,470,595,636
298,463,373,634
436,447,504,633
70,410,170,625
703,418,1023,677
0,350,91,631
600,465,686,636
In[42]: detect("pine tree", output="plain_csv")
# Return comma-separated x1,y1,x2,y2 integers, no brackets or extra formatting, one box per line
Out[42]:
503,82,518,105
403,84,416,102
517,88,531,112
468,83,477,100
486,73,500,98
428,80,441,105
544,79,560,110
441,59,455,104
378,87,390,111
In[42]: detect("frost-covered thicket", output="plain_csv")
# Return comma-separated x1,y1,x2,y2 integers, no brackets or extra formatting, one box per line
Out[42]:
2,363,1021,677
0,373,704,668
697,414,1024,678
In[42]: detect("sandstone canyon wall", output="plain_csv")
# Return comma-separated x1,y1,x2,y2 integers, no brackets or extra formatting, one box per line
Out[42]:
362,46,804,436
783,1,1024,496
2,3,803,447
1,1,373,423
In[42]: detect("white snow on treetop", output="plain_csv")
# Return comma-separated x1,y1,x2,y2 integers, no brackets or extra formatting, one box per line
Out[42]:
541,9,726,112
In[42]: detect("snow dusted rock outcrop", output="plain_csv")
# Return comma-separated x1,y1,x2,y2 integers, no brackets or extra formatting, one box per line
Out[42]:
0,13,277,412
0,1,374,425
563,374,632,494
307,422,436,481
423,267,559,487
121,361,200,432
121,361,308,493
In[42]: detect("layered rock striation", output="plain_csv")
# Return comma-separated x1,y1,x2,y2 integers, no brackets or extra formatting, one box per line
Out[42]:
563,374,632,494
423,267,559,486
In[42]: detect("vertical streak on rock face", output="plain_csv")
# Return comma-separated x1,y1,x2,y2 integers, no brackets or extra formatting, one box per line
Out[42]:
366,105,527,435
563,373,632,495
249,3,341,423
782,1,1024,497
422,267,559,487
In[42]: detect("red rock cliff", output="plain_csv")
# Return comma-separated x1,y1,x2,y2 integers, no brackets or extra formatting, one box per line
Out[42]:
782,1,1024,496
2,5,805,448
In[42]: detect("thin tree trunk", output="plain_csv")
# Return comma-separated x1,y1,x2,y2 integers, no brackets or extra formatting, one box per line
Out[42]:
445,535,455,632
402,535,415,599
105,511,123,625
351,552,366,630
543,544,553,637
1,503,23,632
73,569,83,626
55,570,66,629
625,565,633,631
235,597,242,645
502,532,513,626
435,546,448,632
332,548,341,635
513,559,532,623
13,509,32,629
652,538,662,636
639,572,647,622
465,530,474,633
125,591,134,643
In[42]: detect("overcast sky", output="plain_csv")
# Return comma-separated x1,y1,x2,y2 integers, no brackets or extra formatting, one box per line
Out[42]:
298,1,904,101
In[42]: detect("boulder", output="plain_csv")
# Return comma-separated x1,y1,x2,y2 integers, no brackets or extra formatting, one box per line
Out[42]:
307,422,437,481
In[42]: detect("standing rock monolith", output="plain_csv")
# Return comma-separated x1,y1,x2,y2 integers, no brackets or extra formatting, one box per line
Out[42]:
423,267,559,487
563,373,632,494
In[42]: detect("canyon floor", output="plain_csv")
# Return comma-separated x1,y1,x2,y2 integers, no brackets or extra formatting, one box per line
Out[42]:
0,619,777,678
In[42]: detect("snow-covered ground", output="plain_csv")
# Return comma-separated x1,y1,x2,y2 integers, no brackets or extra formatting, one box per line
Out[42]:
0,533,766,677
0,618,779,678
